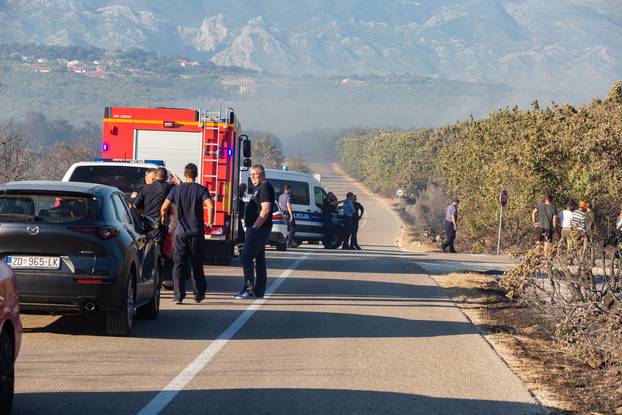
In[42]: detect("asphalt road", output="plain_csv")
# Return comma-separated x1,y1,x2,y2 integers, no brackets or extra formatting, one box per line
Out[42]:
13,163,542,415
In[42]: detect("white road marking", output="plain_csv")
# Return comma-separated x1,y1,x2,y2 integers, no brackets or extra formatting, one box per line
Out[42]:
136,251,313,415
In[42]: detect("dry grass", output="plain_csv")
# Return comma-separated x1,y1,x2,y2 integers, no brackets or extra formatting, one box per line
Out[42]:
431,273,618,414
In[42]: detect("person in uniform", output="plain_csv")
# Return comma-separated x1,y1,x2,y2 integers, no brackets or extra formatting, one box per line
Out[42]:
351,194,365,250
235,164,275,299
160,163,214,304
278,184,295,247
321,192,338,248
133,167,174,260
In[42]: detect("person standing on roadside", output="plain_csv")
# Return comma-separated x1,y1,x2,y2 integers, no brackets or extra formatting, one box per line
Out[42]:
351,194,364,250
571,201,587,233
341,192,355,250
441,198,459,253
322,192,338,248
278,184,296,247
236,164,275,299
160,163,213,304
131,168,156,201
133,167,174,260
236,182,247,245
558,200,575,251
532,195,558,255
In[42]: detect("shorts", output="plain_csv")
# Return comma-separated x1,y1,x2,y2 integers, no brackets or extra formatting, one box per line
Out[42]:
536,227,554,243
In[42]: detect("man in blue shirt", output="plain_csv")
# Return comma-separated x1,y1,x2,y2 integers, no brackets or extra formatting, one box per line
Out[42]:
341,192,355,250
441,197,459,253
160,163,214,304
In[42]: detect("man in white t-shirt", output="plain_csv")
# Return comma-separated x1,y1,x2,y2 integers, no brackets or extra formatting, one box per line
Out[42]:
558,200,575,250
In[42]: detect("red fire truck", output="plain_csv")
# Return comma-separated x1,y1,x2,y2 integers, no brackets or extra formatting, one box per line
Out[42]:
101,106,251,265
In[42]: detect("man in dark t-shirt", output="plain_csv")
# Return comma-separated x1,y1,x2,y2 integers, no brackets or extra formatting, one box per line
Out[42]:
133,167,174,257
531,195,558,254
160,163,214,304
236,164,275,299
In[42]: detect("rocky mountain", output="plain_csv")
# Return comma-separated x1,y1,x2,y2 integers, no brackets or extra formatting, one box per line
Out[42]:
0,0,620,91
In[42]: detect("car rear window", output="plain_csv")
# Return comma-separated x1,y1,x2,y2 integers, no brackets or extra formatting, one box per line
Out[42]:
69,165,151,194
0,194,97,223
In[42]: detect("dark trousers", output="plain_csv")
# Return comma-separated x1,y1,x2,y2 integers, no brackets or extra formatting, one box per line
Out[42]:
351,219,360,248
283,213,295,246
172,234,206,301
241,227,271,297
342,216,354,248
149,224,167,263
322,217,332,248
442,221,457,253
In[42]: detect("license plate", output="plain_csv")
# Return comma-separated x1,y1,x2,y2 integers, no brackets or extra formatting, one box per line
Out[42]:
6,256,61,270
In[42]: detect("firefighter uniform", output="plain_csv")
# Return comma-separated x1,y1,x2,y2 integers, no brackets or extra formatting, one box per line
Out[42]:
133,179,174,256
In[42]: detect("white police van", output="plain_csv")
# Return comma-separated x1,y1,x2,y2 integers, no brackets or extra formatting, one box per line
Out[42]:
241,169,344,248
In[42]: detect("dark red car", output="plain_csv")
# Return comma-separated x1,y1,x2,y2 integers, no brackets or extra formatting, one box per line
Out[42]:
0,261,22,414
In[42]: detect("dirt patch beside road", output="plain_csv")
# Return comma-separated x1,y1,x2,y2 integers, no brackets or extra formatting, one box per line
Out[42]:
431,273,616,414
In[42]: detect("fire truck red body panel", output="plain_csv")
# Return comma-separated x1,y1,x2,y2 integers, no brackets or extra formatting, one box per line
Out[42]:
101,106,243,263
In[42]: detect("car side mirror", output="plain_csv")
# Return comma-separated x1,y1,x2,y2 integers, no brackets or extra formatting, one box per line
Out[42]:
241,136,251,158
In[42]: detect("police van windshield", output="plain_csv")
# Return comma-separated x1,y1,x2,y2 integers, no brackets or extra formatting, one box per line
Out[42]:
69,165,150,194
248,178,310,205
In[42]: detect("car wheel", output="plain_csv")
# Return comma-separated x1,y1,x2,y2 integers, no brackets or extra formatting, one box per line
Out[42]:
0,328,15,415
323,226,344,249
276,242,287,251
138,262,161,320
289,240,302,248
105,272,136,336
161,280,174,290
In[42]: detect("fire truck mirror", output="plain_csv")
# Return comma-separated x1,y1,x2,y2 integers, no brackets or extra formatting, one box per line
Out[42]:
242,139,252,158
243,158,252,168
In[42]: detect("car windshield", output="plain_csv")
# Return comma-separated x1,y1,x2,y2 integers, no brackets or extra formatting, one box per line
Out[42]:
0,193,97,223
69,165,151,194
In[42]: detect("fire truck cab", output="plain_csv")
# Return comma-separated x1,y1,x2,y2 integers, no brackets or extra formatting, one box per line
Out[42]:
101,106,251,265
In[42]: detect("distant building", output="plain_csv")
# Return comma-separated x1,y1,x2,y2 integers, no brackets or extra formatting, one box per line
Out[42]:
36,57,48,64
178,59,200,67
21,56,33,62
66,60,81,68
70,66,87,74
32,65,51,74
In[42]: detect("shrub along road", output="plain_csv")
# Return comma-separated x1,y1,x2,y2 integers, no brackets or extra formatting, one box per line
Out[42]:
13,164,542,414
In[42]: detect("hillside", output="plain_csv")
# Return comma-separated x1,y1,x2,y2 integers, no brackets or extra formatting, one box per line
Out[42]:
0,0,619,95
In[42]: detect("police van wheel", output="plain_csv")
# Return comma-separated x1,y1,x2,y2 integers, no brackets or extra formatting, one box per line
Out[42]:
289,240,302,248
276,242,287,251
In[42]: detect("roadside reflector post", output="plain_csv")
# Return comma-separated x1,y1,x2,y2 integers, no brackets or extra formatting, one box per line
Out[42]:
497,190,509,255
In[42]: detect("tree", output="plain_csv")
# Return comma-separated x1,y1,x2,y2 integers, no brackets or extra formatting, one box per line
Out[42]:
285,155,312,173
249,132,284,169
0,124,34,183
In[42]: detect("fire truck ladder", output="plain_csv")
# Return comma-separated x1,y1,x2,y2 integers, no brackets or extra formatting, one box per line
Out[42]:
201,110,222,201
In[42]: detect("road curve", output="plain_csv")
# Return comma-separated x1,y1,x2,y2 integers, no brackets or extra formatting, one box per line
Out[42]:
13,163,541,415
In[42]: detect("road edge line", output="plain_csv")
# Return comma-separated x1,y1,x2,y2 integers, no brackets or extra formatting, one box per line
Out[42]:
136,250,314,415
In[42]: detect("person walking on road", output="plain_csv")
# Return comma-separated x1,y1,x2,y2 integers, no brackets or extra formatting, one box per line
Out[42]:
133,167,174,261
341,192,355,250
322,192,338,248
351,194,364,250
278,184,296,247
236,164,275,299
160,163,214,304
441,198,459,253
532,195,558,255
